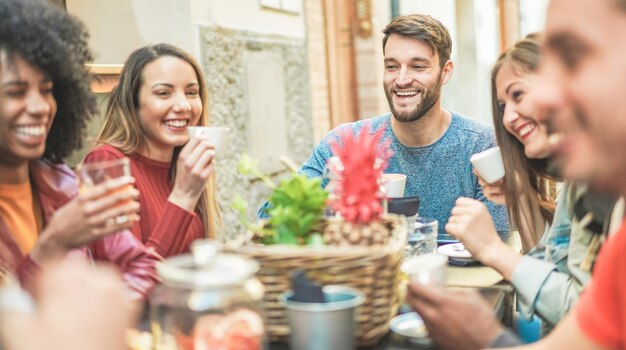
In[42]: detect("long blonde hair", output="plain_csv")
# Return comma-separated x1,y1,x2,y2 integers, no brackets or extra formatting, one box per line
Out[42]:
95,43,220,238
491,37,559,251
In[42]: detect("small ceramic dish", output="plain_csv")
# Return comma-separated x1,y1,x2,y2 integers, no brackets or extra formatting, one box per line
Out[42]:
389,312,433,346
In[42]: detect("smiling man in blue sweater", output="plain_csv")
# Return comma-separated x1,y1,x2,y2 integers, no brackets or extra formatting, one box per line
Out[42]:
260,14,508,236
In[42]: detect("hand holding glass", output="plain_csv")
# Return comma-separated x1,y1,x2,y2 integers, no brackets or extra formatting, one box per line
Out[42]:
76,158,136,227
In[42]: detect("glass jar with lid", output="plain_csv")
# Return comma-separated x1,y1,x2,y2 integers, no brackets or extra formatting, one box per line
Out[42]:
150,241,265,350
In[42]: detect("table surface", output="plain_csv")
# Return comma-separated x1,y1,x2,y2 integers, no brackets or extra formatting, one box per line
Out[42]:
445,230,521,288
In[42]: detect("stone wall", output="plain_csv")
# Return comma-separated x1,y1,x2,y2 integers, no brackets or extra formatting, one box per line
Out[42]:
199,26,314,240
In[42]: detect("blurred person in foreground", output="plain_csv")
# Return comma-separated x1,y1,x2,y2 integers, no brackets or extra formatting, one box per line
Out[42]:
502,0,626,348
0,258,137,350
445,35,617,339
410,0,626,349
0,0,158,298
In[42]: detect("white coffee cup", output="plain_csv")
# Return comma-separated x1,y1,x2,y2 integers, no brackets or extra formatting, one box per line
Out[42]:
470,146,505,184
382,173,407,198
188,126,229,156
401,253,448,287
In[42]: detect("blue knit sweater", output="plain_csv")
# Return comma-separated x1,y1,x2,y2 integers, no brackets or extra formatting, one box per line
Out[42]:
259,112,509,237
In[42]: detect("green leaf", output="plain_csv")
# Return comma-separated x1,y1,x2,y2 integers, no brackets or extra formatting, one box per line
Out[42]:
276,225,298,245
298,213,318,236
268,190,293,207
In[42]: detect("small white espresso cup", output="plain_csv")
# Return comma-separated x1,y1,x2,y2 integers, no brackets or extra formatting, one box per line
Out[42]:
470,146,505,184
382,173,407,198
188,126,229,156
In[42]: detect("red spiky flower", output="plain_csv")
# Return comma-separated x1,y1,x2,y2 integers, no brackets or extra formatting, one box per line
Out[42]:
329,123,393,223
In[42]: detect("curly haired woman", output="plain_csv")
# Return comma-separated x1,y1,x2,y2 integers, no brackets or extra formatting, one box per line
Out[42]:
0,0,158,299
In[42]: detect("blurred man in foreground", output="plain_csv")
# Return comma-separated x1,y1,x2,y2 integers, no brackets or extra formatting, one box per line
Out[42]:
409,0,626,349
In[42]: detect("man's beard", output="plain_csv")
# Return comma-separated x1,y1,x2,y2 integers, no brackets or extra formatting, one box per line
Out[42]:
386,73,443,123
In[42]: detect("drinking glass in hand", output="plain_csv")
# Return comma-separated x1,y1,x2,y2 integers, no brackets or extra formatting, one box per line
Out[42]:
77,158,130,187
405,218,438,258
76,157,133,226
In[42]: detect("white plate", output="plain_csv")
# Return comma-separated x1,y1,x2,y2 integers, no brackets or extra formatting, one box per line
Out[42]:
437,243,476,262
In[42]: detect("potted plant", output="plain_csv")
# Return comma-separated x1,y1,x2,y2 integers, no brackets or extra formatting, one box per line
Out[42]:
230,125,407,346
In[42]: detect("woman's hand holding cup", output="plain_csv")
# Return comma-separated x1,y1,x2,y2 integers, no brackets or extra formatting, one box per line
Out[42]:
169,137,215,212
470,146,507,205
473,168,506,205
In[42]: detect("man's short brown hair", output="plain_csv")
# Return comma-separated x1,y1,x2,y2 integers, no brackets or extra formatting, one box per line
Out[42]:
382,14,452,68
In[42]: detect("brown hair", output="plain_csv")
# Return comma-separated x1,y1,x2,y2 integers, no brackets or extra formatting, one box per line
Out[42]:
95,43,220,239
382,14,452,68
491,37,559,251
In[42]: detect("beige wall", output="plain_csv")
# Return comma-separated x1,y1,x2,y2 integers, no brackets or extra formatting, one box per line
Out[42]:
203,0,306,39
67,0,306,65
67,0,197,64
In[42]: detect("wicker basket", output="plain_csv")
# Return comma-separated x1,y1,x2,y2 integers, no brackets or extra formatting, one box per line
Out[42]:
226,214,407,346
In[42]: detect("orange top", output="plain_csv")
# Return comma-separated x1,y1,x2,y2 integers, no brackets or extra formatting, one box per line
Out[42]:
0,181,42,254
576,221,626,349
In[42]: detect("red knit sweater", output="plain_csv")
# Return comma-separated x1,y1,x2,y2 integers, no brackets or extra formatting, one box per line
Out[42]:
83,144,205,258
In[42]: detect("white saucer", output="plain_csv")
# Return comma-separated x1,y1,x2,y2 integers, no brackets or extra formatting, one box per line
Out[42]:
389,312,432,346
437,243,477,263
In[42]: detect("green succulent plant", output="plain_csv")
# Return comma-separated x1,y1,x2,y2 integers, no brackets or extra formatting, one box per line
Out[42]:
234,154,328,246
